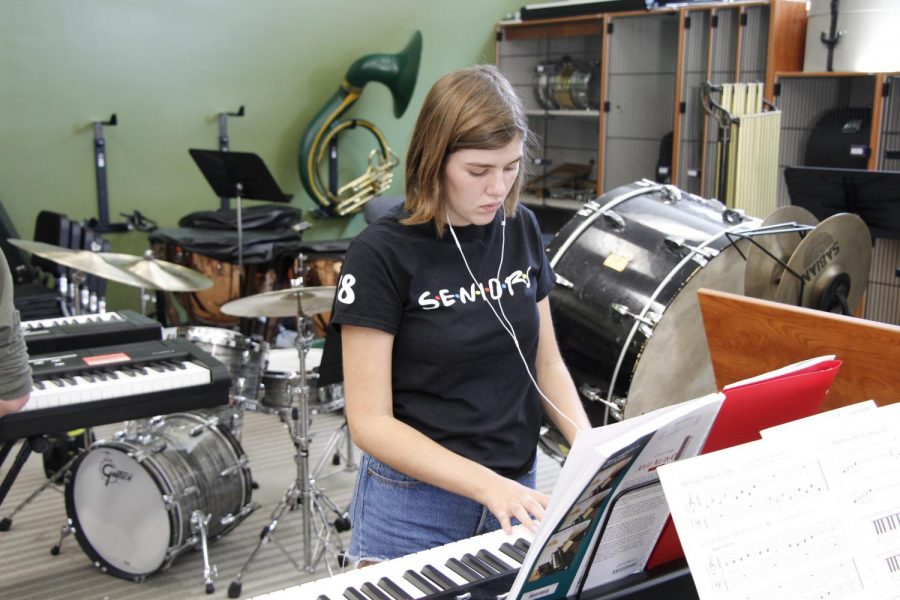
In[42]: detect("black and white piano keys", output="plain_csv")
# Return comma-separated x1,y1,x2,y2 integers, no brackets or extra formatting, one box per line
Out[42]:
0,339,231,445
24,357,211,411
248,525,535,600
20,309,163,354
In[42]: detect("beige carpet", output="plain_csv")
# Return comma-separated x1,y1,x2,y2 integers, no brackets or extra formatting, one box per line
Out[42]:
0,409,561,599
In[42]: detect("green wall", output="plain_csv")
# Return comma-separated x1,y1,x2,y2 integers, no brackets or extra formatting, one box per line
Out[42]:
0,0,522,310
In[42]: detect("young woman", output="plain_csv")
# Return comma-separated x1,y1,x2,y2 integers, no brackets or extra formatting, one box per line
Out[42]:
331,64,592,564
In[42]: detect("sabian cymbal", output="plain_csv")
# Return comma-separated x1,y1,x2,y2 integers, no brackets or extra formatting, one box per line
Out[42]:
7,239,155,289
100,251,213,292
220,286,337,318
774,213,872,313
744,206,819,300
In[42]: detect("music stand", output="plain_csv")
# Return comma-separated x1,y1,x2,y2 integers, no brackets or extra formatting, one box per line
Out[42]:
188,149,293,290
784,166,900,241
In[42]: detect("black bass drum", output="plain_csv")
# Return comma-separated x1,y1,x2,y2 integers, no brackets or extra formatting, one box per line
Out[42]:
547,180,761,424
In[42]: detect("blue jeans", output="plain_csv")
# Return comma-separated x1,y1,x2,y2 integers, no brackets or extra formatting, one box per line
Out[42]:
347,452,537,563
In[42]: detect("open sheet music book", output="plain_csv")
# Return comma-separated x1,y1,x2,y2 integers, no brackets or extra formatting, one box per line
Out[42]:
659,401,900,600
508,355,843,600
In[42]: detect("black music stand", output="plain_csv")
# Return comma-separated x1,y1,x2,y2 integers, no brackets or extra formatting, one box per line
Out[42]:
188,149,293,291
784,166,900,241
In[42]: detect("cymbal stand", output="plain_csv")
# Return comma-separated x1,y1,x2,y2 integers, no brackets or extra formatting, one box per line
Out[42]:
69,270,86,315
227,313,349,599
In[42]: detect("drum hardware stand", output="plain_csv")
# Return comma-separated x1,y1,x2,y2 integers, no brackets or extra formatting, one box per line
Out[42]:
189,511,216,593
311,419,357,483
228,311,350,599
217,105,246,211
87,114,131,234
190,502,266,594
724,223,815,302
724,223,814,264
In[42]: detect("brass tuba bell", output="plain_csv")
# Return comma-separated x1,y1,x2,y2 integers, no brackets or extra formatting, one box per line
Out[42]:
298,31,422,217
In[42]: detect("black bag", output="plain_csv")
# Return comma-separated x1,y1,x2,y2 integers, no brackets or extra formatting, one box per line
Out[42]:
150,227,311,265
178,204,308,232
805,107,871,170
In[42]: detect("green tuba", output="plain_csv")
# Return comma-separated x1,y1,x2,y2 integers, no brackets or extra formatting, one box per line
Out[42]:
298,31,422,217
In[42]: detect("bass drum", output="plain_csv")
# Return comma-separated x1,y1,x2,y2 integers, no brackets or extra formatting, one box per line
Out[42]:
64,413,253,581
547,181,761,425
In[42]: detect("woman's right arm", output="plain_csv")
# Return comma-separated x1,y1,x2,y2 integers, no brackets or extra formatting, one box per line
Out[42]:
342,324,547,533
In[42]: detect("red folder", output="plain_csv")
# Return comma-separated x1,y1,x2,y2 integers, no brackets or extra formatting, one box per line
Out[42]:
645,358,843,569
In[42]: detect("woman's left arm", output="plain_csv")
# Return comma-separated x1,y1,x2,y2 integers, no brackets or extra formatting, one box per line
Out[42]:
535,297,592,444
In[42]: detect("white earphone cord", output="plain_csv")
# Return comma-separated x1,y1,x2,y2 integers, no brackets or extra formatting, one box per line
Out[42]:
446,214,583,433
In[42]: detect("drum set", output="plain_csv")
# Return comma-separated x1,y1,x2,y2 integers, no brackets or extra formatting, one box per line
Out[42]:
8,239,351,594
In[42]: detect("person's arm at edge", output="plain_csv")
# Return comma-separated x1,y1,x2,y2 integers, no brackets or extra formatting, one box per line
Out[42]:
0,394,29,417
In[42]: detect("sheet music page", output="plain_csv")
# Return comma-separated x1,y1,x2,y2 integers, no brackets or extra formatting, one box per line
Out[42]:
658,406,900,600
759,400,877,440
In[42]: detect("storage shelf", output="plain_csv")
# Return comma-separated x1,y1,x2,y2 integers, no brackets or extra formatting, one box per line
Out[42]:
526,109,601,118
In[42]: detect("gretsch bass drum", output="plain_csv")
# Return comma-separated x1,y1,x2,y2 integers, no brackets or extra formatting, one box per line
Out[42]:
547,181,761,424
64,413,253,581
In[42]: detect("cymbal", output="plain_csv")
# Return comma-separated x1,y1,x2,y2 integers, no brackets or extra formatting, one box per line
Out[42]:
7,239,155,289
220,286,337,318
774,213,872,313
100,252,213,292
744,206,819,300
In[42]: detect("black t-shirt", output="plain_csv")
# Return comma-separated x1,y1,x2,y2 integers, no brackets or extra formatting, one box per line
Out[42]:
331,205,555,477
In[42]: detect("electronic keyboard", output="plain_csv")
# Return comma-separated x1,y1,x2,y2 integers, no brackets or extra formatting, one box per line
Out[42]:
21,309,162,354
248,525,698,599
250,526,535,600
0,338,229,442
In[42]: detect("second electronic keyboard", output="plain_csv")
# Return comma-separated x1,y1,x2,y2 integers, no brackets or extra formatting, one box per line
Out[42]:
0,338,230,442
250,526,699,600
21,310,163,354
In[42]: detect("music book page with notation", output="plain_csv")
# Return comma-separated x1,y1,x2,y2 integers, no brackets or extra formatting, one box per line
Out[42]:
659,401,900,600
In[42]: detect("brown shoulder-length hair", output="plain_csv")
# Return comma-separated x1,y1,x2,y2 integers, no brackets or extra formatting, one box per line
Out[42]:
402,64,533,236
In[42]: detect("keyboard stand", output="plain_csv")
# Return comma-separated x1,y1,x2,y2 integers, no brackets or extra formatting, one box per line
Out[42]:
0,430,92,533
0,435,50,522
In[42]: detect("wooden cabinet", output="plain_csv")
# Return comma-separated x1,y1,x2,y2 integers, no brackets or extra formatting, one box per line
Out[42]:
494,0,807,215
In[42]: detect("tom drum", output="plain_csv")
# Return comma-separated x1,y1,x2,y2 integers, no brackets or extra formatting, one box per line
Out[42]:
261,347,345,414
